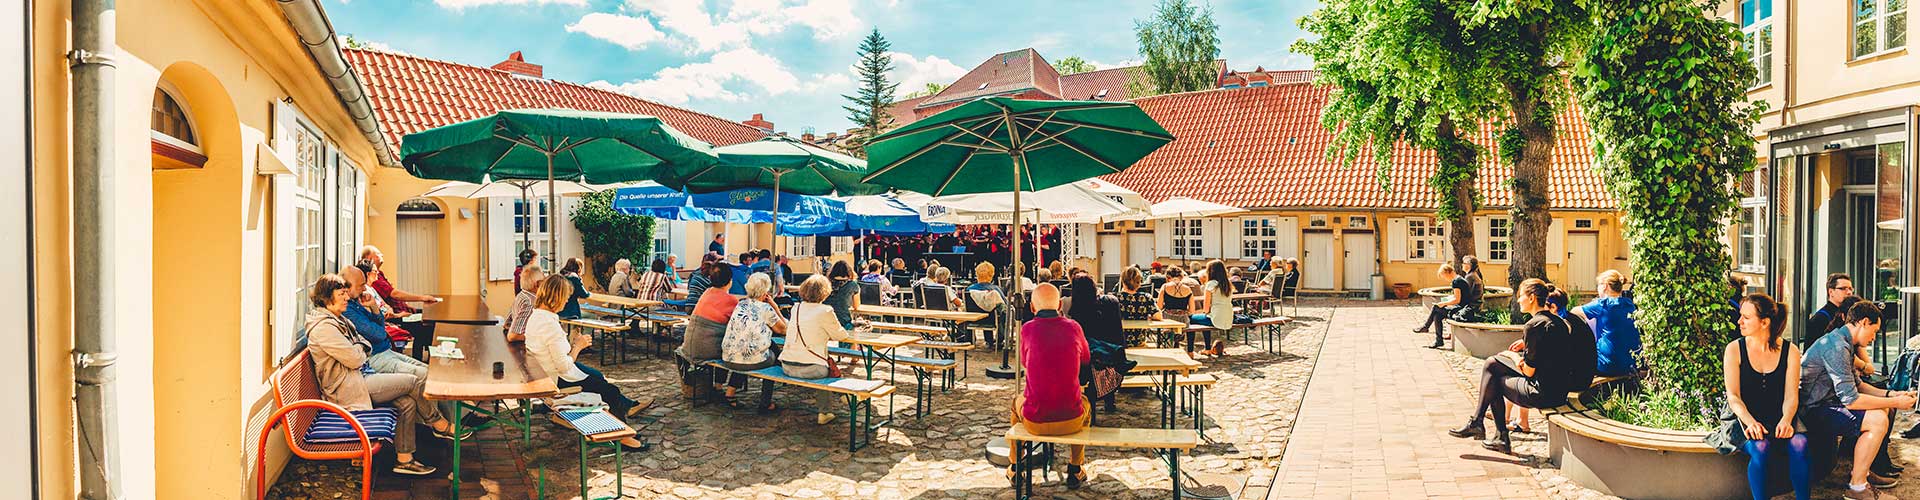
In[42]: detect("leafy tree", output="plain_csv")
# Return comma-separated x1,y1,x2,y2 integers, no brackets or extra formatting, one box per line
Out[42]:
1053,56,1096,75
1577,0,1762,426
843,29,899,156
1134,0,1220,94
571,190,654,282
901,82,948,100
1296,0,1507,258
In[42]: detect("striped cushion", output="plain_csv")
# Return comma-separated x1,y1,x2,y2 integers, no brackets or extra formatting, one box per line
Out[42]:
304,408,398,444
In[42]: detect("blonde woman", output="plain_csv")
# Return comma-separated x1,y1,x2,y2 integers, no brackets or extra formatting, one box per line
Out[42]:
783,276,854,424
523,276,651,451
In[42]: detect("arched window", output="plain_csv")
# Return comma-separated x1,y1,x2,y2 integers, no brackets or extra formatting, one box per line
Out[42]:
150,82,206,168
396,198,444,218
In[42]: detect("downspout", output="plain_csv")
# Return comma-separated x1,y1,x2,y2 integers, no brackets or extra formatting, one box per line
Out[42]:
69,0,122,499
275,0,400,168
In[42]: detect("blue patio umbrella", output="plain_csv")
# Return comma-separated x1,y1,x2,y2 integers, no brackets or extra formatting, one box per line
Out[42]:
612,183,848,237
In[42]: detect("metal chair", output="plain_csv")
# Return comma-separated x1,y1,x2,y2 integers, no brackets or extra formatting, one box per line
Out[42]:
257,351,383,500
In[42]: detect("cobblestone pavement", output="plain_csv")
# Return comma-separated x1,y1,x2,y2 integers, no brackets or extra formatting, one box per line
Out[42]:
1269,301,1551,500
269,300,1336,500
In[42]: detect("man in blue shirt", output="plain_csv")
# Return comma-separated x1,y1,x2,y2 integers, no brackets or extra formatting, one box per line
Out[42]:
1572,270,1640,377
342,265,424,377
1801,301,1915,496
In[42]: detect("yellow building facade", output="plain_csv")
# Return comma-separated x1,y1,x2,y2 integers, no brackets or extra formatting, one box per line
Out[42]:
27,0,397,497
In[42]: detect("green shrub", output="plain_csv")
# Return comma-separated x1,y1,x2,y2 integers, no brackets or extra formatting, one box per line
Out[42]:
1595,389,1717,432
570,190,654,280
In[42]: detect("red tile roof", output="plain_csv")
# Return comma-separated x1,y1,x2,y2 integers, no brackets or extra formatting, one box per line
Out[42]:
343,48,769,150
1102,84,1612,211
917,49,1057,108
1058,66,1141,101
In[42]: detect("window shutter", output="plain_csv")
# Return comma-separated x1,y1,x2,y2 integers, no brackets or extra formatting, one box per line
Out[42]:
487,198,514,281
1201,218,1224,258
1386,218,1407,262
1224,217,1245,259
558,196,583,261
270,99,299,170
1547,217,1566,265
1473,216,1491,261
1439,220,1456,261
270,175,296,363
1275,217,1299,260
1154,220,1171,259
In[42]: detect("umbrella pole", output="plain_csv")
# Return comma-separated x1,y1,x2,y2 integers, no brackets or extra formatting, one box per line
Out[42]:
987,153,1023,380
771,169,782,253
547,152,558,268
519,183,531,253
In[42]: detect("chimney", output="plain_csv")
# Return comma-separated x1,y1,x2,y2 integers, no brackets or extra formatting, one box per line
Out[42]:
743,113,774,133
801,132,816,142
825,132,837,140
491,51,543,78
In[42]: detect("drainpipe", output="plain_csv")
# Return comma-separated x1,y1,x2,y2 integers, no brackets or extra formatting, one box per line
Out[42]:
274,0,400,167
69,1,122,499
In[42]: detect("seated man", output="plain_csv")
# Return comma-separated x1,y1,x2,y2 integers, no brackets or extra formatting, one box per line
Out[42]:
1801,300,1914,497
359,245,442,315
1006,284,1095,489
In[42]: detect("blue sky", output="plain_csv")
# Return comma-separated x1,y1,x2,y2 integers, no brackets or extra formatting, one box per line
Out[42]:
324,0,1315,133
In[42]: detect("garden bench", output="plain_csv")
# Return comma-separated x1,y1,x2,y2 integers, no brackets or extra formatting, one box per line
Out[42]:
1005,425,1200,499
256,350,393,500
699,360,894,452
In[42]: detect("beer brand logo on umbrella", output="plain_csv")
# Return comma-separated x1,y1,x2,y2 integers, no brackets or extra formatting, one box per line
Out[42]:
730,190,761,205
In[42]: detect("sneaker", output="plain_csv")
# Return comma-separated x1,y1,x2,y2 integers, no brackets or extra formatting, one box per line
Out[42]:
1870,473,1900,489
391,460,438,476
816,413,836,425
1844,486,1897,500
432,425,475,441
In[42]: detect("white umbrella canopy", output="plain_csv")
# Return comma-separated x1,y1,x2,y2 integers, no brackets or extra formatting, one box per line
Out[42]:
1149,196,1246,219
1080,178,1152,221
918,181,1130,224
421,179,612,199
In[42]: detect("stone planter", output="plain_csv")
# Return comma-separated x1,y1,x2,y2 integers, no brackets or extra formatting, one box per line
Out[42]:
1417,285,1512,310
1546,397,1750,500
1390,282,1414,299
1442,320,1524,359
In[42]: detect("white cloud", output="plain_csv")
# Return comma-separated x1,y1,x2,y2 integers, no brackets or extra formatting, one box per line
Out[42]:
356,40,412,56
565,13,666,50
883,52,968,95
434,0,586,10
624,0,864,54
587,48,806,104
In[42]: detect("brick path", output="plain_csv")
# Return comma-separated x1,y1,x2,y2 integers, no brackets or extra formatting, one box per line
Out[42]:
1268,303,1550,499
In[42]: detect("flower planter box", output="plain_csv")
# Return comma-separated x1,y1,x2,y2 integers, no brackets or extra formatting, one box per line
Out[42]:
1417,285,1512,310
1545,397,1749,500
1441,320,1524,359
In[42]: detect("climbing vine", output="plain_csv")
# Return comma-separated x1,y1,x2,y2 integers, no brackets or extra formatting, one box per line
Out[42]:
1576,0,1764,428
572,190,655,281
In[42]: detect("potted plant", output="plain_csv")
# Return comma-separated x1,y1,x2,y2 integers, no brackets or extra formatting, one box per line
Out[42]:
1391,282,1414,299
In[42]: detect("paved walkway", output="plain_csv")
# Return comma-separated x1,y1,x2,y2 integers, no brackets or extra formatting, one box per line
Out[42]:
1268,303,1550,499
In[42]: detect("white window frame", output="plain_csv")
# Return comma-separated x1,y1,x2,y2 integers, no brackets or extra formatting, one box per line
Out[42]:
831,236,854,255
1853,0,1909,60
1487,215,1513,263
1347,215,1370,228
1738,197,1769,274
1405,217,1447,263
1172,218,1205,258
513,198,554,267
1742,0,1773,87
277,109,360,361
1308,214,1329,228
150,81,202,154
1240,217,1279,260
787,235,817,258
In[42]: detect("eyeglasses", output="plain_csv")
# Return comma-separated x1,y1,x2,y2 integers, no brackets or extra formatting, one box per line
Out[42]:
1833,286,1855,291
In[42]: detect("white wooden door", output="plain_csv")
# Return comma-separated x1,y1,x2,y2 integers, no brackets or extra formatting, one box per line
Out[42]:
1129,233,1155,268
1343,233,1374,291
0,4,31,491
1099,234,1124,275
397,217,441,294
1568,233,1599,292
1303,233,1335,290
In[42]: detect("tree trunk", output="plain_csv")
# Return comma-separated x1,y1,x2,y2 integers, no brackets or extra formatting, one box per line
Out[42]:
1505,82,1556,292
1435,118,1479,261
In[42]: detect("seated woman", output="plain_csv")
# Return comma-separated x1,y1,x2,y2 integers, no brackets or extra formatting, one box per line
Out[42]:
1726,293,1810,500
1414,264,1470,349
1158,267,1195,327
824,260,861,330
304,273,467,476
672,254,717,309
504,264,545,343
1008,284,1095,489
782,275,855,425
720,273,789,411
1187,260,1236,357
1114,267,1159,346
1448,279,1594,453
682,263,737,365
633,258,675,302
1067,274,1131,411
522,276,650,451
557,257,592,319
964,262,1011,348
922,266,963,311
608,258,636,298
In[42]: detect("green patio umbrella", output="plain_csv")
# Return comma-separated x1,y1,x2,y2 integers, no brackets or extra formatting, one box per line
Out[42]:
400,108,718,264
862,97,1173,379
685,135,887,245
